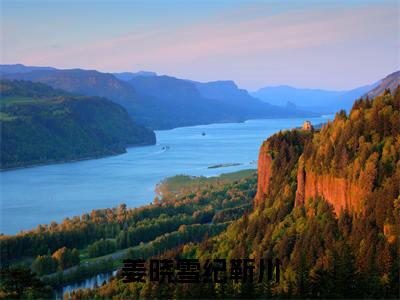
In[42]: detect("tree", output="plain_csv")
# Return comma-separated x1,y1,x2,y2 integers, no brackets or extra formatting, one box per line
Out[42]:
0,266,52,298
31,255,58,275
52,247,79,270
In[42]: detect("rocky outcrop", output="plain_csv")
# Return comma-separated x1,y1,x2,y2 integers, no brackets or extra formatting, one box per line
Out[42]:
302,120,314,131
255,142,273,206
257,143,366,216
295,156,365,215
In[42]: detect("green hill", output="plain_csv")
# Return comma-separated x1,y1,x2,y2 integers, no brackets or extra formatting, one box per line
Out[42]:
0,80,156,169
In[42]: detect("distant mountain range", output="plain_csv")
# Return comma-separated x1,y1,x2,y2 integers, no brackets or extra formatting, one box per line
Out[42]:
251,71,400,113
0,68,139,108
0,64,57,74
2,64,398,129
193,80,264,108
112,71,157,81
1,64,316,129
251,82,381,113
251,72,400,114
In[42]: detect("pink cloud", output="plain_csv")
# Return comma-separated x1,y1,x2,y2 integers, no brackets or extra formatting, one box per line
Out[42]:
8,2,399,89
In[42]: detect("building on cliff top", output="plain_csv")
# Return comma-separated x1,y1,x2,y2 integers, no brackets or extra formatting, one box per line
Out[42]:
302,120,313,131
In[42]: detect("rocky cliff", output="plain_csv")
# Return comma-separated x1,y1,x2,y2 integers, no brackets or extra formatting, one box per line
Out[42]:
255,142,272,206
294,155,366,215
254,133,363,216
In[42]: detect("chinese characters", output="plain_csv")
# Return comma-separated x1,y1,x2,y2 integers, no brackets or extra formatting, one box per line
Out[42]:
122,258,280,284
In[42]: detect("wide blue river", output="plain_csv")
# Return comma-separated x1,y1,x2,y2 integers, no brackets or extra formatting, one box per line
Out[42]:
1,116,331,234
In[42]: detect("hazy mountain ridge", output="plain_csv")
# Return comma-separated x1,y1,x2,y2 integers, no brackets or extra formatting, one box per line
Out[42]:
129,75,251,129
365,71,400,99
1,68,139,107
3,65,397,131
194,80,268,107
0,63,57,74
112,71,157,81
252,81,381,113
0,64,317,129
130,75,317,127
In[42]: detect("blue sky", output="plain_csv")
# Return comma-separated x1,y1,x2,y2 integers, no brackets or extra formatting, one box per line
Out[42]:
1,0,399,90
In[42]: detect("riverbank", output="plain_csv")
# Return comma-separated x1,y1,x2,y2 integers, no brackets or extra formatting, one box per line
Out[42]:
208,162,242,169
0,142,156,172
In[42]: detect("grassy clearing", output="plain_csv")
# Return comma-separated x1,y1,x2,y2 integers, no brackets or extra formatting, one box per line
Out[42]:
156,169,256,196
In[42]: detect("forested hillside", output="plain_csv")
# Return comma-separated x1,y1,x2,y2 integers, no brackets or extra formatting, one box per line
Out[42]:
67,88,399,299
0,80,156,169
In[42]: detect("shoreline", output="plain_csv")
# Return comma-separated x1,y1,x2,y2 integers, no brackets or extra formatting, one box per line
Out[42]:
154,113,322,131
0,142,156,172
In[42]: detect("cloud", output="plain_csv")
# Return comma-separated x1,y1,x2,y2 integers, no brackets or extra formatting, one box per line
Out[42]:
3,1,399,89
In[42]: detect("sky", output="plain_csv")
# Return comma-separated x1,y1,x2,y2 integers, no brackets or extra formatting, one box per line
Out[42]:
1,0,399,91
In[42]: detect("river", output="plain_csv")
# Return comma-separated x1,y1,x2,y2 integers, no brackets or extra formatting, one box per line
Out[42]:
0,116,331,235
54,270,117,299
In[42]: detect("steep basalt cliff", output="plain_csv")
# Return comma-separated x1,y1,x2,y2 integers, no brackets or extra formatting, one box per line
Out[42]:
295,155,366,215
255,142,272,206
254,130,312,208
294,155,306,207
257,135,365,216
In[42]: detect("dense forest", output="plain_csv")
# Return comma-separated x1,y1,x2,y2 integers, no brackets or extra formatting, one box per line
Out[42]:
61,88,399,299
0,80,156,169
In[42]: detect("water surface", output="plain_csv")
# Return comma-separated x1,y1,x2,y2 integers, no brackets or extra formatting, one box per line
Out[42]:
55,270,117,299
1,117,331,234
